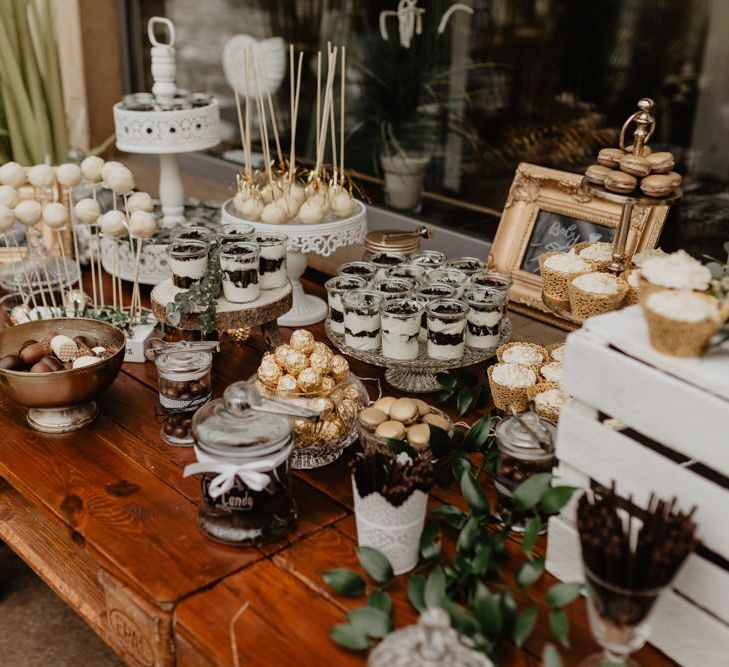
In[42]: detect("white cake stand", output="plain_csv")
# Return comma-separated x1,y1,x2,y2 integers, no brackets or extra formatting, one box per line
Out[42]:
220,198,367,326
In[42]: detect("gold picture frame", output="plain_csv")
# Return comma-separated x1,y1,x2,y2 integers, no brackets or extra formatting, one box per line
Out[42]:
488,162,670,328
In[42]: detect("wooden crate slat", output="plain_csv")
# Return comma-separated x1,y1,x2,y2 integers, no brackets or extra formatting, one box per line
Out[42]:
563,329,729,477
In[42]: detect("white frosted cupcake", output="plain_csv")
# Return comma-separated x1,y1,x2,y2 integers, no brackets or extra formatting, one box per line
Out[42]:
631,247,666,268
527,381,568,423
639,250,711,301
496,341,547,373
577,242,614,271
621,268,641,306
568,272,628,319
540,361,563,384
546,343,566,362
643,289,726,357
539,250,592,308
488,362,537,412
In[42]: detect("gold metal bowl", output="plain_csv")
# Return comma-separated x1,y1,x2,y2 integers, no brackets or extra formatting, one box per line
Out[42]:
0,318,126,432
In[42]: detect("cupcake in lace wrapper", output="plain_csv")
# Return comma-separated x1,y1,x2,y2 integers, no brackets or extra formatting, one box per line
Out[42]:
539,250,593,309
638,249,712,303
576,241,614,271
496,341,547,374
488,363,537,413
568,272,628,319
621,268,641,306
527,381,568,423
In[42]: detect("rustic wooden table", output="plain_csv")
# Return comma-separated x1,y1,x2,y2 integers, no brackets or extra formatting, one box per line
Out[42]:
0,268,675,667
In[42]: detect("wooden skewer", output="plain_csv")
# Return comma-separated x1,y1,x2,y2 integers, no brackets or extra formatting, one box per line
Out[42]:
314,47,338,177
87,225,98,310
252,50,273,186
316,51,321,176
130,236,144,321
340,46,346,186
116,242,124,313
243,50,252,178
55,229,75,310
31,224,59,312
65,187,84,292
234,88,247,177
9,231,37,309
261,63,283,169
289,51,304,185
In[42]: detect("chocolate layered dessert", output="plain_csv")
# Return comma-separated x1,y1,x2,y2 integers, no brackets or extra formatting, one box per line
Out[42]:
426,301,468,360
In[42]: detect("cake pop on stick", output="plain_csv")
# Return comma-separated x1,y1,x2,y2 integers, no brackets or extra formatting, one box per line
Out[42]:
128,210,157,320
0,185,19,208
80,156,105,184
252,49,273,188
75,198,102,309
56,163,84,294
0,162,27,188
27,164,56,192
0,205,34,308
100,210,127,311
128,191,154,214
81,156,107,307
14,200,54,311
261,57,283,169
42,202,75,308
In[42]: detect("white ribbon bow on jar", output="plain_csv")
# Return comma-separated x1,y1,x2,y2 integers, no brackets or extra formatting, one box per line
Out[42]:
183,444,293,498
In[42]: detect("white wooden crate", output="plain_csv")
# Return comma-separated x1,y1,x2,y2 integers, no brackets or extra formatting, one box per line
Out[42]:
546,306,729,666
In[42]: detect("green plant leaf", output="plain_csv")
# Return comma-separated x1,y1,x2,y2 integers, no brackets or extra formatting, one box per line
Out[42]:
521,515,542,558
436,388,455,403
385,438,418,459
513,606,538,647
460,470,490,515
707,261,724,279
474,583,502,637
514,473,553,511
457,388,475,416
456,515,481,552
436,372,457,388
420,519,442,560
540,486,578,515
356,546,394,584
543,643,565,667
408,574,426,612
499,592,517,634
424,566,447,608
451,454,472,481
516,557,545,588
549,609,570,647
322,569,366,597
442,598,479,635
430,505,467,529
546,582,582,608
472,543,493,575
428,423,452,458
348,606,392,639
463,414,493,451
368,591,392,614
330,623,370,650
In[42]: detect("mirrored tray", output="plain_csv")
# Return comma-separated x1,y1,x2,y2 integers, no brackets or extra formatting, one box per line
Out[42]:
325,318,511,393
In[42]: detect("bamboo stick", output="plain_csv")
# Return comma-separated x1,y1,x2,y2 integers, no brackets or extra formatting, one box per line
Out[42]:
340,46,346,185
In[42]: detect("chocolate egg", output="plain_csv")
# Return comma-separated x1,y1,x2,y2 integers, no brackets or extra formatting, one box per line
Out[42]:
20,342,49,365
422,413,450,431
73,335,98,349
359,407,388,431
30,360,53,373
40,355,64,372
0,354,23,371
19,339,38,351
406,423,431,449
390,397,419,424
375,420,406,441
373,396,397,416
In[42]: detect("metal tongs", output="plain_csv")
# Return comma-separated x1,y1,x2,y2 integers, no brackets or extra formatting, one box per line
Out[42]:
508,406,555,453
381,225,433,242
223,380,323,423
144,339,220,360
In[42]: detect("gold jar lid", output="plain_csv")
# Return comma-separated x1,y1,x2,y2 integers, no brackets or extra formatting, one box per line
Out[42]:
364,226,432,254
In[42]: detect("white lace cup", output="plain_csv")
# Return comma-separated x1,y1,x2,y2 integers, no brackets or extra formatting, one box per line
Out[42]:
352,479,428,575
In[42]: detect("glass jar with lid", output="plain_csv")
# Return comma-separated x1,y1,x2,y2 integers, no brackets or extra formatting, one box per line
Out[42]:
362,226,432,262
494,410,556,532
185,380,321,546
155,349,213,446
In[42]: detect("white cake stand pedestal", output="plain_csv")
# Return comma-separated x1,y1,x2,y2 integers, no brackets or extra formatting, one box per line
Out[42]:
220,199,367,327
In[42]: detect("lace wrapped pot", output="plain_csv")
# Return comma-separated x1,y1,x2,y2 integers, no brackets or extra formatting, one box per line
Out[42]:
538,250,592,309
568,272,628,319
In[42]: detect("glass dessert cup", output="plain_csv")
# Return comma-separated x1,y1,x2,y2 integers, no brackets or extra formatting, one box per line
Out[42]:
385,263,426,285
381,298,423,361
173,225,215,244
166,239,209,290
410,249,446,270
373,277,415,302
220,242,260,303
414,282,457,342
325,275,367,335
426,298,468,360
464,285,510,350
337,260,378,285
253,232,288,290
426,268,468,298
446,256,487,276
580,566,669,667
470,270,514,292
366,251,408,281
342,289,384,352
219,222,255,247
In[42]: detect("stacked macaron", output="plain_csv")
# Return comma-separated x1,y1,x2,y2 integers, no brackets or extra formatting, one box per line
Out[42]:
584,145,681,198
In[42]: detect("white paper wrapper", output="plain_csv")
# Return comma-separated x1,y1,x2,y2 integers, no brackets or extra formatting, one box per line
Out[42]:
352,478,428,575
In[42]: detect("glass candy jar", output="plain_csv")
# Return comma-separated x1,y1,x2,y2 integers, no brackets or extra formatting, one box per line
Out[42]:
155,349,213,446
186,380,320,546
494,411,556,532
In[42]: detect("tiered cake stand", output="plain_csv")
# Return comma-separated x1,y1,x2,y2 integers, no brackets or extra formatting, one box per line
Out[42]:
325,317,511,393
151,280,293,349
221,198,367,327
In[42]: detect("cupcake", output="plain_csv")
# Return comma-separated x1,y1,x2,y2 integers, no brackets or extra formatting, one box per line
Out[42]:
539,361,563,384
488,363,537,413
496,341,547,373
621,268,641,306
631,248,666,268
639,249,711,301
577,242,614,271
642,290,726,357
527,381,568,423
539,250,592,309
545,342,566,362
568,272,628,319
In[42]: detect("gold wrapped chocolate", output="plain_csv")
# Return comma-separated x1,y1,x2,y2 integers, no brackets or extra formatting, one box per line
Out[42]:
320,375,336,394
342,383,364,402
337,398,359,424
311,396,335,418
309,349,333,375
289,329,315,355
257,358,282,387
273,344,292,368
318,416,346,442
276,373,299,395
330,355,349,381
292,420,319,447
297,367,322,393
312,341,333,358
282,348,308,376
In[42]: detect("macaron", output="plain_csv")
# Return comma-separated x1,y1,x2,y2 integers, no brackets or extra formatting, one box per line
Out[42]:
619,155,651,178
375,420,406,441
359,407,388,431
646,151,675,174
666,171,683,189
639,174,675,198
585,164,614,186
406,423,430,449
597,148,624,168
422,413,450,432
372,396,396,415
390,397,419,424
604,171,637,194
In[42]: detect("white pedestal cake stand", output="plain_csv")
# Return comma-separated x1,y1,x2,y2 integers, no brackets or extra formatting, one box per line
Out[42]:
220,198,367,327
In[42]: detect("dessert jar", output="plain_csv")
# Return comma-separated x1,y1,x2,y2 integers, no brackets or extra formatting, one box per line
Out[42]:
414,282,457,341
469,270,513,293
426,268,468,299
173,226,215,244
343,290,384,352
185,380,320,546
338,261,378,285
219,222,255,247
410,250,446,270
494,411,556,532
365,252,408,282
220,242,260,303
155,350,213,446
167,240,209,290
464,285,509,349
381,298,424,361
373,277,415,302
385,263,426,285
253,233,288,290
446,257,487,276
325,275,367,334
426,299,468,360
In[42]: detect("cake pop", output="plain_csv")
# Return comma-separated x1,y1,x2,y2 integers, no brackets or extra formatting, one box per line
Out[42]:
41,203,69,229
330,188,355,217
299,197,326,225
14,200,42,226
0,204,14,232
260,201,287,224
0,162,26,188
238,196,264,221
99,210,127,237
106,167,135,196
80,156,105,182
75,198,101,224
0,185,19,208
127,191,154,213
56,163,82,188
128,210,157,238
100,161,125,184
27,164,56,190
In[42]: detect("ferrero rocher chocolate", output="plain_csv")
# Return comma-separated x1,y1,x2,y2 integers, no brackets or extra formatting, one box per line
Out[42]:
257,358,282,387
274,344,292,367
309,349,333,375
330,354,349,381
290,329,315,355
276,373,298,395
282,348,308,376
320,375,336,393
297,366,322,393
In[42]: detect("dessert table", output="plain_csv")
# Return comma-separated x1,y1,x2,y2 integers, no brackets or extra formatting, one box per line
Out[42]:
0,267,676,666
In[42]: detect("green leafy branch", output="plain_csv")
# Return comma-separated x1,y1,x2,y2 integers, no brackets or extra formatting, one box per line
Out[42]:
436,365,493,417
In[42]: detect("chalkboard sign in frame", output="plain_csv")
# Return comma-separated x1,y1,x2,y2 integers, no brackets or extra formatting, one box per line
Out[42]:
488,163,669,328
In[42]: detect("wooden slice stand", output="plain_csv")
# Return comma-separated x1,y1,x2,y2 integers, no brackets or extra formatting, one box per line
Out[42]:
151,279,293,348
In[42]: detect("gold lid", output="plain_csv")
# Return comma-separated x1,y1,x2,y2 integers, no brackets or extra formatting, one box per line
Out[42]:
364,226,433,254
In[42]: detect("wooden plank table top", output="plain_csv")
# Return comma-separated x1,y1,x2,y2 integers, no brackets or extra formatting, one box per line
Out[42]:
0,267,675,666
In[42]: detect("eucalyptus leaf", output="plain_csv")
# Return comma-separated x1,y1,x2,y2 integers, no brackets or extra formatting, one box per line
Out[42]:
357,546,394,584
368,591,392,614
424,566,447,608
348,606,392,638
460,470,490,515
549,609,570,647
420,519,442,560
472,543,493,575
430,504,467,529
408,574,426,612
428,423,452,458
451,454,473,481
514,473,553,511
322,568,366,597
474,583,502,637
499,593,517,634
543,643,565,667
546,582,582,608
456,515,481,552
516,557,545,589
463,414,493,452
442,598,479,635
521,515,541,558
330,623,370,650
385,438,418,458
436,372,458,388
540,486,578,515
513,606,538,647
436,388,455,403
457,387,475,416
